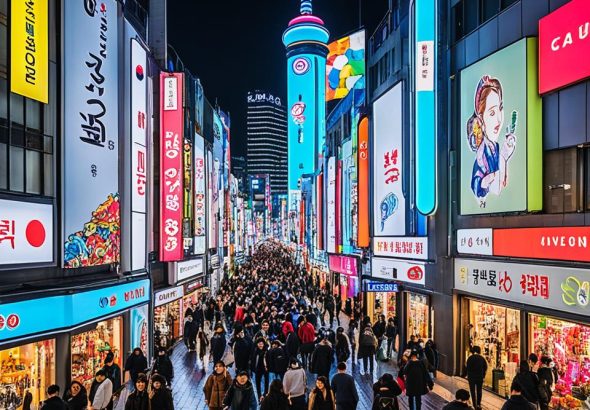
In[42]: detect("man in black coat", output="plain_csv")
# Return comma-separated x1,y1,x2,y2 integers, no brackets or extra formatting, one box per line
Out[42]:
183,316,198,352
465,346,487,410
285,329,300,360
266,340,289,380
153,347,174,386
233,330,253,374
512,360,540,406
41,385,67,410
442,389,473,410
311,337,333,379
331,362,359,410
125,348,148,384
501,381,536,410
404,350,433,410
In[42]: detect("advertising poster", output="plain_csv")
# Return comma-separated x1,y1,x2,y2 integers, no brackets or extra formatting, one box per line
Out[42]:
460,38,542,215
327,157,336,253
130,305,149,358
63,0,119,268
207,150,215,249
373,83,406,236
326,30,366,101
342,141,353,254
193,133,206,255
357,117,369,247
372,257,426,286
159,72,184,262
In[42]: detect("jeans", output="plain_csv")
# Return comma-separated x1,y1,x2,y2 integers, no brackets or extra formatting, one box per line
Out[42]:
362,354,374,374
254,371,269,398
408,395,422,410
469,380,483,408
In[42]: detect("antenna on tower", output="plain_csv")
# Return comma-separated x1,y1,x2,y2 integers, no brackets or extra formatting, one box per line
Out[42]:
300,0,312,15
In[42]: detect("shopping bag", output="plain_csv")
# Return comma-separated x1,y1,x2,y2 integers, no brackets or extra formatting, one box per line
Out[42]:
221,344,235,367
377,339,388,362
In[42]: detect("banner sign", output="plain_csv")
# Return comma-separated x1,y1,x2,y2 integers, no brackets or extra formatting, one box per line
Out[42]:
372,257,426,286
373,83,406,236
455,258,590,318
10,0,48,103
154,285,184,307
373,237,428,260
175,258,204,282
0,199,53,265
63,0,119,269
357,117,370,247
328,254,358,276
194,133,206,255
539,0,590,94
456,229,493,256
327,157,336,253
366,282,399,292
0,279,150,342
159,72,184,262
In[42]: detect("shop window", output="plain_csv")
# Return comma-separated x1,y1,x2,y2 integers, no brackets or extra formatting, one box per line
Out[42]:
464,0,479,35
0,339,56,409
154,300,182,350
452,2,465,43
368,291,397,323
407,293,430,339
467,300,520,397
501,0,518,10
544,148,582,213
529,315,590,401
480,0,499,23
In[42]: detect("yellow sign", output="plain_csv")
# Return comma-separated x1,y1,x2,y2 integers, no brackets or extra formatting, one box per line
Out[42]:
11,0,48,103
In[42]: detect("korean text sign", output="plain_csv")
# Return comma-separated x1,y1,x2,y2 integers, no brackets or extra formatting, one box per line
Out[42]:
371,257,425,286
11,0,48,103
373,237,428,260
455,259,590,318
63,0,119,268
328,255,357,276
160,73,184,262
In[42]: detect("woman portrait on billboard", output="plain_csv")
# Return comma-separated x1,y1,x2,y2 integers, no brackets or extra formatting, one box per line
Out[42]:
466,75,517,208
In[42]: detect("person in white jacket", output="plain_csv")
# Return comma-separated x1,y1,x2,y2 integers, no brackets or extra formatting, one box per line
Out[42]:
88,369,113,410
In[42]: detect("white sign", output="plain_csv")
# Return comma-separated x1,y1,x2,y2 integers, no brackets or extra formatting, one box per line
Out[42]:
154,285,184,307
163,77,178,111
373,83,406,236
194,133,206,255
373,237,429,260
0,199,53,265
416,41,434,92
176,258,204,282
247,92,282,107
372,257,426,286
456,229,493,255
455,258,590,317
327,157,336,253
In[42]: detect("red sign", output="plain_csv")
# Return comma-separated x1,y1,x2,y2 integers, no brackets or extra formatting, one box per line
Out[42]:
494,227,590,263
328,255,358,276
159,73,184,262
539,0,590,94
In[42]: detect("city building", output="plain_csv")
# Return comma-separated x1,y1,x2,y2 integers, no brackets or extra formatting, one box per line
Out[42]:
246,90,288,195
231,155,247,192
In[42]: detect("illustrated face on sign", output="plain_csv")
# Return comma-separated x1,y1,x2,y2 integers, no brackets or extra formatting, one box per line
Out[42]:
482,90,504,143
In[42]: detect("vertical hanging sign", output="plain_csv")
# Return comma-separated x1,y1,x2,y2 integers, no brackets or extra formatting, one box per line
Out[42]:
415,0,437,215
194,133,206,255
160,72,184,262
357,117,370,247
327,157,336,253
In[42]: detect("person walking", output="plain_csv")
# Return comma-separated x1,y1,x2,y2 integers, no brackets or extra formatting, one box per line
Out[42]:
331,363,358,410
63,381,87,410
89,370,113,410
285,327,301,362
184,315,198,352
537,356,555,410
124,374,149,410
424,341,438,379
465,346,487,410
335,328,351,364
404,350,433,410
372,315,386,344
260,380,290,410
210,324,227,364
372,373,402,410
251,338,270,399
124,348,148,384
324,295,336,329
335,296,342,327
103,352,122,393
347,320,358,364
385,318,397,360
311,337,333,379
442,389,472,410
198,328,210,364
41,385,67,410
283,359,307,410
153,347,174,386
308,376,336,410
223,370,258,410
512,360,540,406
266,340,289,381
501,382,536,410
358,325,378,375
297,316,316,370
203,361,232,410
149,374,174,410
233,329,254,374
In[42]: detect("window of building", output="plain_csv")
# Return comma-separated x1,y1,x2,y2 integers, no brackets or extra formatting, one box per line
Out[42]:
480,0,499,23
452,2,465,43
501,0,518,9
464,0,479,34
543,147,584,213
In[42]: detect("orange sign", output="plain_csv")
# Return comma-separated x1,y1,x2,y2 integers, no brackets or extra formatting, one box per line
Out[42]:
357,117,370,247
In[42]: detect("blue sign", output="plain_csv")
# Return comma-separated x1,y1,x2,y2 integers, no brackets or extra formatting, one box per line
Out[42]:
0,279,150,343
366,282,399,292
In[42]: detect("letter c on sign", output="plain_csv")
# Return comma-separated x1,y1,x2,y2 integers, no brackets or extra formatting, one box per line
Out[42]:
551,37,560,51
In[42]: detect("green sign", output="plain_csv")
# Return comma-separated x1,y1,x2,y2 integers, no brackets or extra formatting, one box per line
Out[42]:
459,38,542,215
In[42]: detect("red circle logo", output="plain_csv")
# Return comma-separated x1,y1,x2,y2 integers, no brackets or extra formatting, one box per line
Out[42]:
407,266,424,281
6,314,20,330
0,315,5,330
26,220,46,248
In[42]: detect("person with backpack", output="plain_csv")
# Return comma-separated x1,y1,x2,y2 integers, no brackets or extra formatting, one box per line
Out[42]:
358,325,378,375
372,373,402,410
404,350,433,410
203,361,232,410
511,360,540,406
335,327,351,364
266,340,289,381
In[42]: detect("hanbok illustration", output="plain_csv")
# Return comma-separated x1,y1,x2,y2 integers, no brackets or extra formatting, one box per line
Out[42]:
466,75,517,208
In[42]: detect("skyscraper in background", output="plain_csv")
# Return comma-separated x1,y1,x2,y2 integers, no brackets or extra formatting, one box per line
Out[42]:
246,90,288,195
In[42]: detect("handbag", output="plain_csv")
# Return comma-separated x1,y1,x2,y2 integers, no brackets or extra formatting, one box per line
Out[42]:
221,344,235,367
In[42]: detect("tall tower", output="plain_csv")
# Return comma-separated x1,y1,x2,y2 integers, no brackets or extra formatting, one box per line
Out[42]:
283,0,329,212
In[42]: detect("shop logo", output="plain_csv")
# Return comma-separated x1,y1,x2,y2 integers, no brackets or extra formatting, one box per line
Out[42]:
6,314,20,330
379,193,398,231
407,265,424,281
109,295,117,307
0,315,4,330
561,276,590,307
291,102,306,125
99,297,109,308
136,64,144,81
293,57,311,75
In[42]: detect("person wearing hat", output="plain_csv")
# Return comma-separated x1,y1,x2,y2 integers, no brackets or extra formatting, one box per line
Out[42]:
124,374,149,410
153,347,174,386
204,361,232,410
283,359,307,410
102,352,121,394
223,370,257,410
442,389,473,410
149,374,174,410
404,350,433,410
88,370,113,410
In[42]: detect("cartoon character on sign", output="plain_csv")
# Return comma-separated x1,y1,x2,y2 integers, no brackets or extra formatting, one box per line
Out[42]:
466,76,517,208
380,192,398,232
291,96,306,144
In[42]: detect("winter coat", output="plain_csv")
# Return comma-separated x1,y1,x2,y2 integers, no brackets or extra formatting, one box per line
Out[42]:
403,360,433,397
500,395,536,410
266,346,289,374
125,353,148,383
103,363,122,392
124,390,149,410
223,380,258,410
442,401,473,410
424,346,437,373
311,342,333,376
282,321,295,339
298,322,316,344
63,387,87,410
203,371,233,409
251,346,269,374
233,337,253,371
260,390,290,410
150,387,174,410
41,397,67,410
192,307,205,326
371,379,402,410
283,367,307,398
286,331,301,359
335,334,351,363
89,378,113,410
154,354,174,383
512,370,540,404
358,328,378,359
385,324,397,339
537,367,554,403
373,321,386,339
465,354,487,384
308,388,336,410
331,373,359,407
210,334,227,363
184,320,198,341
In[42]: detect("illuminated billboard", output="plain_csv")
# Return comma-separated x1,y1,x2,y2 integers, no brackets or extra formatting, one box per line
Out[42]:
326,30,366,101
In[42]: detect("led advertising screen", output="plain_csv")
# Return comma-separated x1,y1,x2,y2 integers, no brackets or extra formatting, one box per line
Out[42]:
326,30,366,101
63,0,119,268
194,133,206,255
327,157,336,253
357,117,370,247
372,82,406,236
459,38,542,215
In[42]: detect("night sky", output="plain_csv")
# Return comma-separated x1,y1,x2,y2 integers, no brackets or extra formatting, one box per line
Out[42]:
168,0,389,157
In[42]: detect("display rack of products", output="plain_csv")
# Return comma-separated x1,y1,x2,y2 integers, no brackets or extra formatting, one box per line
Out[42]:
0,339,55,410
71,318,122,385
154,301,181,350
370,292,397,323
408,293,429,339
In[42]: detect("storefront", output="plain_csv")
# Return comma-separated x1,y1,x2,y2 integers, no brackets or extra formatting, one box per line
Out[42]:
455,258,590,404
0,339,55,409
365,281,398,323
153,286,184,350
406,292,430,340
180,278,209,323
328,255,360,305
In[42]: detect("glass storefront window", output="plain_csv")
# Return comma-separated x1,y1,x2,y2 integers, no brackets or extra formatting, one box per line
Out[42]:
367,291,397,323
154,300,181,350
407,293,429,339
71,317,123,386
468,300,520,397
0,339,55,410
